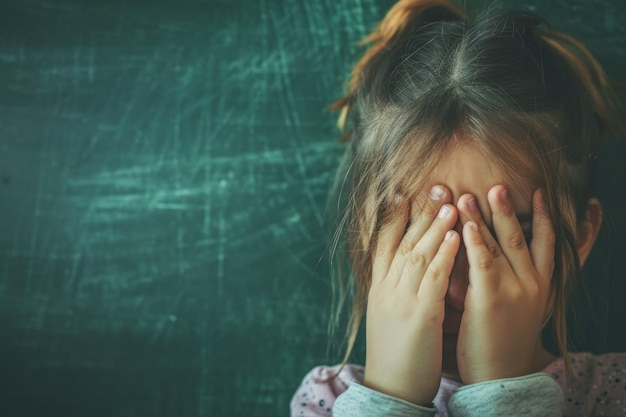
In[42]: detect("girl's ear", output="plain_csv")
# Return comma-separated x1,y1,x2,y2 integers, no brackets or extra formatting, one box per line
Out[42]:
576,198,603,266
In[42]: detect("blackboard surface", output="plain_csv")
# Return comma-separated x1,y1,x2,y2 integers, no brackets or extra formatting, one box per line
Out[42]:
0,1,624,416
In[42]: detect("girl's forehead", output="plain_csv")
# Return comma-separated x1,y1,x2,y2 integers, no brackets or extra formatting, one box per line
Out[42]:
427,141,535,212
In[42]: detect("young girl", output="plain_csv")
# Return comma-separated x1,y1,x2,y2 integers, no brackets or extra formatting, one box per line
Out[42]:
291,0,625,416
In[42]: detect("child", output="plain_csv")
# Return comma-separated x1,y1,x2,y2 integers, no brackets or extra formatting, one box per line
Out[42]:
291,0,625,416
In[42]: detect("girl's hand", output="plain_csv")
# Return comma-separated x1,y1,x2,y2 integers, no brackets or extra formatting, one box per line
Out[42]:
456,186,555,384
363,185,460,406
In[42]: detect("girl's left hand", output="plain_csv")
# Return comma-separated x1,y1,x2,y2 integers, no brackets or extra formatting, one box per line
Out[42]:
455,185,555,384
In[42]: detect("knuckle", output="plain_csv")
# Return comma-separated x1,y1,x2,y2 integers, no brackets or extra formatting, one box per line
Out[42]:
525,279,541,298
398,238,414,256
544,229,557,245
418,194,442,218
477,253,494,270
487,243,502,258
408,250,427,268
506,230,527,251
507,286,524,303
424,265,442,281
421,202,440,219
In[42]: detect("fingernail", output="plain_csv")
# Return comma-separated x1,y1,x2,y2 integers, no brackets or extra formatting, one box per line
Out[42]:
468,221,478,232
499,188,509,202
438,205,451,219
538,188,546,203
466,197,477,211
445,230,454,241
429,185,445,200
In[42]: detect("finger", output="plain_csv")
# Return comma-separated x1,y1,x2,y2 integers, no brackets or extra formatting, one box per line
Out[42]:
400,204,458,292
457,193,502,258
488,185,534,278
372,194,410,283
399,185,451,256
463,221,499,292
417,230,460,306
529,189,556,281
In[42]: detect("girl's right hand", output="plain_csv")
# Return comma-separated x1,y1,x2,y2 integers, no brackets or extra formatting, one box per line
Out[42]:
363,185,460,406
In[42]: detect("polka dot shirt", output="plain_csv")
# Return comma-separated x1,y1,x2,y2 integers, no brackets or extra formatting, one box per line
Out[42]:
291,352,626,416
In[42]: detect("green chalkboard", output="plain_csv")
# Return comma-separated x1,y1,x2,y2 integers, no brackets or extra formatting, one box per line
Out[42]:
0,1,624,416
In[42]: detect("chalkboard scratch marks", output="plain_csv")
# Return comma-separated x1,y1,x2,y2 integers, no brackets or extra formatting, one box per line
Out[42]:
66,251,86,309
268,8,301,129
72,46,95,87
353,0,370,37
25,143,46,293
217,210,225,298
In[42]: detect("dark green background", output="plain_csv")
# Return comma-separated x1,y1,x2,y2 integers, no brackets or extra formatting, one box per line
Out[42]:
0,1,624,416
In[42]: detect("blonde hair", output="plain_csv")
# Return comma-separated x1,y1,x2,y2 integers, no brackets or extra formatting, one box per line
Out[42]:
328,0,623,377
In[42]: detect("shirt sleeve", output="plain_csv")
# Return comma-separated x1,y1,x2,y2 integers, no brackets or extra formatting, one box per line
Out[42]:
290,365,363,417
447,373,563,417
333,381,436,417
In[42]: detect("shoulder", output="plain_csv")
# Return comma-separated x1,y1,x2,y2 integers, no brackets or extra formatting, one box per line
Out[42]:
290,364,365,417
543,352,626,416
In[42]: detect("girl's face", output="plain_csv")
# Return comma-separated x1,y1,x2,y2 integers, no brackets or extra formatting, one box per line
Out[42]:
423,140,538,375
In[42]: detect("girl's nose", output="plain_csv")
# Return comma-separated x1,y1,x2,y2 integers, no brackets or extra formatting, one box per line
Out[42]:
446,236,469,311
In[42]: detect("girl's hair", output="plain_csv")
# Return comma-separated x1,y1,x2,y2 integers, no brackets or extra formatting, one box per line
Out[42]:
328,0,623,376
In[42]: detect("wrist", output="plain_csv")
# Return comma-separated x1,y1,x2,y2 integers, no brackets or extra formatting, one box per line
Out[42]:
363,368,438,406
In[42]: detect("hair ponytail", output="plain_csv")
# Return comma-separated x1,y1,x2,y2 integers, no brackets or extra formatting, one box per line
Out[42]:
331,0,465,135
